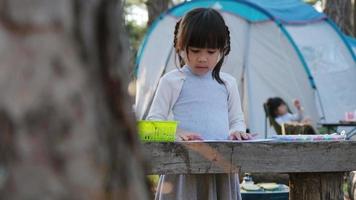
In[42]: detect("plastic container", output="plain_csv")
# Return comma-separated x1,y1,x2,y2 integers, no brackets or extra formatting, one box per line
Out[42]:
345,111,355,121
137,120,178,142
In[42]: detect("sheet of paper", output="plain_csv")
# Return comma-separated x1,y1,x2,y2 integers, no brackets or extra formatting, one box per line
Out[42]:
184,139,276,143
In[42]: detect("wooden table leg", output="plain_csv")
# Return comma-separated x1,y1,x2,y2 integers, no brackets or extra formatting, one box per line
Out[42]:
289,172,344,200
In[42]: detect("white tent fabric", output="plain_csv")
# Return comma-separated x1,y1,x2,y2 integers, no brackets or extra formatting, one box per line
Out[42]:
135,1,356,138
244,22,319,137
135,16,176,118
287,22,356,123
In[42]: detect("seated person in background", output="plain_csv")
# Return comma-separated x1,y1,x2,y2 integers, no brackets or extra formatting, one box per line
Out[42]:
266,97,311,126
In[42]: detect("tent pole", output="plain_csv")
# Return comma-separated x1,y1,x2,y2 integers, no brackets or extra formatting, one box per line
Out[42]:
240,23,254,136
315,89,326,122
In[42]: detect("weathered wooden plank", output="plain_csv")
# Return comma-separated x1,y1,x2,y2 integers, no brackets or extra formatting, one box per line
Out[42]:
142,141,356,174
289,173,344,200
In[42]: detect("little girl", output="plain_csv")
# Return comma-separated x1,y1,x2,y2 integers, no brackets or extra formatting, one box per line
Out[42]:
147,8,250,200
266,97,308,125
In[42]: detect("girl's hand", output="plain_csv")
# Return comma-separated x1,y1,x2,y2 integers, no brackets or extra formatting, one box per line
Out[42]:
177,129,203,141
228,131,252,140
302,117,312,124
178,133,203,141
293,99,302,110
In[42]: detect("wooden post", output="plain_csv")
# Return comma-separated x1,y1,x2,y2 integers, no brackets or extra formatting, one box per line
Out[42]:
289,173,344,200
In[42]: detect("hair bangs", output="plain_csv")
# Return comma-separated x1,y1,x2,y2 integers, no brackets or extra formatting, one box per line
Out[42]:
184,10,226,50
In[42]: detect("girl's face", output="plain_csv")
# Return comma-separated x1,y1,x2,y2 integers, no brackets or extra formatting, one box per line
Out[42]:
183,47,221,76
276,104,288,116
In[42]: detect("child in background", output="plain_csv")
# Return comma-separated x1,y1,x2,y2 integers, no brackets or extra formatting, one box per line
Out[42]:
266,97,310,125
147,8,250,200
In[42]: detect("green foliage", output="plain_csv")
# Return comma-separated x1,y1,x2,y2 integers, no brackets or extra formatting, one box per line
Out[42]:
124,0,147,74
126,0,146,7
304,0,319,5
317,126,329,134
147,175,160,193
125,19,147,75
126,20,147,54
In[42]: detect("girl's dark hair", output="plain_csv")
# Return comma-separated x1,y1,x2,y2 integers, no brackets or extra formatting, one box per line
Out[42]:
173,8,230,84
266,97,287,118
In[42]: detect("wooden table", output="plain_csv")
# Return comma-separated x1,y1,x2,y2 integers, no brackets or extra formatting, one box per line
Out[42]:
143,141,356,200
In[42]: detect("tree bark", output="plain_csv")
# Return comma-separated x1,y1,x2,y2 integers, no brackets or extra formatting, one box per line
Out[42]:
0,0,149,199
145,0,169,26
289,173,344,200
323,0,353,36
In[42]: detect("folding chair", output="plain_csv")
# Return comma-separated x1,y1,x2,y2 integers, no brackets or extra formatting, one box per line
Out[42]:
263,102,316,136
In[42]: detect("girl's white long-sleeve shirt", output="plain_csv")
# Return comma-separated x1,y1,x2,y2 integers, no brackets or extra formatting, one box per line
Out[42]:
275,110,304,125
147,68,246,134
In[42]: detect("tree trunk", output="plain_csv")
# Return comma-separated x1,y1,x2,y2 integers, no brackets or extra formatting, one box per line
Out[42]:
145,0,169,26
289,173,344,200
0,0,149,199
323,0,353,36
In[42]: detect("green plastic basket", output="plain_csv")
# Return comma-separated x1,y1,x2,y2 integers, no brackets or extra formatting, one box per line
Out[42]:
137,120,178,142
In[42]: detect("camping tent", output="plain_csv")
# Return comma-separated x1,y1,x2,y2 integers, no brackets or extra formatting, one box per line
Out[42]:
134,0,356,137
346,35,356,54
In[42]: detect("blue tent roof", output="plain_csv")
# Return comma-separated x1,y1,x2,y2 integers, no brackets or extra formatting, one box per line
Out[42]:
345,35,356,47
135,0,333,76
246,0,326,23
167,0,326,23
